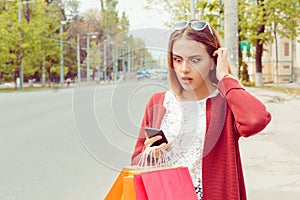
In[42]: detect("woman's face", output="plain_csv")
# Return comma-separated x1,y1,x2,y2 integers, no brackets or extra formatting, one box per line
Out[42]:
172,38,213,93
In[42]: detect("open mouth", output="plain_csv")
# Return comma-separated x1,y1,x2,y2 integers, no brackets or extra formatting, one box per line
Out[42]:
181,77,193,83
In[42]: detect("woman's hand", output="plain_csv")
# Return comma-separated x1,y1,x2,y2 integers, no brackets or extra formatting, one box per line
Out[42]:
213,48,230,80
144,133,172,158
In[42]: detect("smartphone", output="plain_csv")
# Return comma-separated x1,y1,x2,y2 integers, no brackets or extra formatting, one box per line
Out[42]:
144,127,168,147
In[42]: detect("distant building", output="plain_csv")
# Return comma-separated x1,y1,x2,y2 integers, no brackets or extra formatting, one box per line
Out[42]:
246,34,300,84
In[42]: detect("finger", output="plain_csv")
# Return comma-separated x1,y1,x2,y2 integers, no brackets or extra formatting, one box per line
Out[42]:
155,143,169,151
213,49,223,58
165,142,173,152
147,144,165,158
212,50,219,57
221,48,228,57
144,138,150,146
145,135,162,147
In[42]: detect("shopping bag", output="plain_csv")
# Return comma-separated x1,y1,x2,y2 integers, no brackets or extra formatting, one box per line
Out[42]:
105,169,129,200
122,175,136,200
105,166,142,200
134,173,148,200
133,167,198,200
105,148,173,200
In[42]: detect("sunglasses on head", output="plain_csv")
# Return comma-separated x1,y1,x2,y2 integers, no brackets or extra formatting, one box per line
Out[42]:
173,20,214,36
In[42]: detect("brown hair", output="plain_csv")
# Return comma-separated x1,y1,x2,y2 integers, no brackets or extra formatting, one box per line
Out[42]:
168,19,233,96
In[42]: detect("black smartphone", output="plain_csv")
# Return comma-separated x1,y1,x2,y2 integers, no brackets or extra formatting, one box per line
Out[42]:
144,127,168,147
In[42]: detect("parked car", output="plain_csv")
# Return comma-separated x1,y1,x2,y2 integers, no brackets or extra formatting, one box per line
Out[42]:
136,70,151,80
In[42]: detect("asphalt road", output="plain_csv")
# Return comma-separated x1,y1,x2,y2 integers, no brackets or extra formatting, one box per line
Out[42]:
0,79,168,200
0,80,299,200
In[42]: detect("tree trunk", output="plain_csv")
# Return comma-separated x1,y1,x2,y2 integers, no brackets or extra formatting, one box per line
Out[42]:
255,0,265,86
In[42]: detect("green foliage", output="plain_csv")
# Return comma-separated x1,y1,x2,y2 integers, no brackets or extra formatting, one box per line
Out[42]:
145,0,299,84
239,0,300,48
0,0,150,86
0,0,64,83
238,0,300,80
145,0,224,34
241,80,255,87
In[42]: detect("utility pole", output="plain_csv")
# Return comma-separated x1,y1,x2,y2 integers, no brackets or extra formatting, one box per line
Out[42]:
60,21,66,87
18,2,24,90
86,33,90,82
190,0,196,18
224,0,239,76
103,39,107,81
17,0,35,90
77,35,81,84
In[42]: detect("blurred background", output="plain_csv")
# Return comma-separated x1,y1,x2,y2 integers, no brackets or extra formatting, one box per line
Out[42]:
0,0,299,91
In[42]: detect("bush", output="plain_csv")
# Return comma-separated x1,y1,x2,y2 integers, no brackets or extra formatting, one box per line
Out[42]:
3,74,13,82
241,80,255,87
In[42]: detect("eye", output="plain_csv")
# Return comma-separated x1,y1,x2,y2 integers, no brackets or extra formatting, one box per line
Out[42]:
173,57,182,63
190,57,200,63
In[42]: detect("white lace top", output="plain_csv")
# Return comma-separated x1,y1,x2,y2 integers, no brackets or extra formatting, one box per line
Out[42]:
160,90,218,187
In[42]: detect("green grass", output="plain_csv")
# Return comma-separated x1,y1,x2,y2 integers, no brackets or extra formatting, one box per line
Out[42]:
258,86,300,96
0,85,61,92
242,80,300,96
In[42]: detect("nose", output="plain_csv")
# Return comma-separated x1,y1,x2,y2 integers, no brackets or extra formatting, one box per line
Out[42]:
181,60,191,74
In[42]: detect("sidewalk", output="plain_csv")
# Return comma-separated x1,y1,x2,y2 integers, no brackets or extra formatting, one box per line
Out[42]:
241,86,300,199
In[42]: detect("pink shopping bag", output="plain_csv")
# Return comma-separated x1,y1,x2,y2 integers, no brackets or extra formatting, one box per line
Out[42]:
133,167,198,200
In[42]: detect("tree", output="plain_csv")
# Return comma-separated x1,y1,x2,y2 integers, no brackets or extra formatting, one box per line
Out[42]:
0,0,66,87
146,0,300,85
0,0,144,86
239,0,300,86
145,0,224,34
0,1,19,82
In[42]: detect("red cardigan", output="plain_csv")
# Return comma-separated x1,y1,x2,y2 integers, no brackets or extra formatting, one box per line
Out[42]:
131,78,271,200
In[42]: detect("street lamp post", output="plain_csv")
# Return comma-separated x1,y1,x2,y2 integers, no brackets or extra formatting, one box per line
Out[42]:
60,20,67,87
127,42,131,72
86,32,98,82
113,43,121,82
103,39,109,82
16,0,35,90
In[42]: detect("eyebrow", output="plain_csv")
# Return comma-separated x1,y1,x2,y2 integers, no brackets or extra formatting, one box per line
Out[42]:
172,54,202,59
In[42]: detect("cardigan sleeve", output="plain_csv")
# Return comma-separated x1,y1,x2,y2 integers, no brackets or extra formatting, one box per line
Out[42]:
217,77,272,137
131,100,150,165
131,92,167,165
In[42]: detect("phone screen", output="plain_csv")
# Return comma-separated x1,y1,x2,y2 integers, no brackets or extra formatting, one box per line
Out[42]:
144,127,168,147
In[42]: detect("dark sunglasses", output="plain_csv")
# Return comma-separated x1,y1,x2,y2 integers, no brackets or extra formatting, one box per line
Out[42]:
174,20,214,36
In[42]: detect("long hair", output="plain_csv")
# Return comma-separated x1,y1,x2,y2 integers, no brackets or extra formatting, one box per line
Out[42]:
168,19,234,96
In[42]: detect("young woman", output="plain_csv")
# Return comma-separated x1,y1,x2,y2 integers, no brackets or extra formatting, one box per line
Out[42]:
131,19,271,200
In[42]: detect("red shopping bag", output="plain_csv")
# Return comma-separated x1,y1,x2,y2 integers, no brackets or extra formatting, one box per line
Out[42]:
133,174,148,200
133,167,198,200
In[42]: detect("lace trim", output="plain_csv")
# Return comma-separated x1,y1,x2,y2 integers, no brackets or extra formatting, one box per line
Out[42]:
160,90,218,188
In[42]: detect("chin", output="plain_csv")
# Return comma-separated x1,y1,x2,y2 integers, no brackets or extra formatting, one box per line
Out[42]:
181,85,195,92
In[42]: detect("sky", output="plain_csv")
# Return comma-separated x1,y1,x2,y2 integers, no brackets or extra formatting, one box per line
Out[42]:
79,0,170,31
